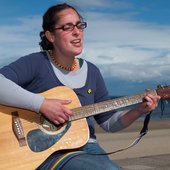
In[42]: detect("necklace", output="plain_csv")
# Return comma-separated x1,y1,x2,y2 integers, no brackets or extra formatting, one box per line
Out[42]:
49,51,77,71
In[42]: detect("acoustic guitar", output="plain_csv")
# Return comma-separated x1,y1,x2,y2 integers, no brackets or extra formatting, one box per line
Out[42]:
0,85,170,170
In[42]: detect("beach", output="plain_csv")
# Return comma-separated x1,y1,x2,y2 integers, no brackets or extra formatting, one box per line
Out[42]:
95,119,170,169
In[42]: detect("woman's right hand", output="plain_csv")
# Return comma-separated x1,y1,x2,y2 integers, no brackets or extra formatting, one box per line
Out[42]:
39,98,73,125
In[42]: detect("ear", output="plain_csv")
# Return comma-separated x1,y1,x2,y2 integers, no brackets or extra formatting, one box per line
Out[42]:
45,31,55,43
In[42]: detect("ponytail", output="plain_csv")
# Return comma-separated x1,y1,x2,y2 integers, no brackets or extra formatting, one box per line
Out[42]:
39,31,53,51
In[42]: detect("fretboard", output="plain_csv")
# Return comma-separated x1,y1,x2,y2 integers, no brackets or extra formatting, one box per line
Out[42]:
69,90,156,121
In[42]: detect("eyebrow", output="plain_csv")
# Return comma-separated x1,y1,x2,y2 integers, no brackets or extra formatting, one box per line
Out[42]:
58,20,81,26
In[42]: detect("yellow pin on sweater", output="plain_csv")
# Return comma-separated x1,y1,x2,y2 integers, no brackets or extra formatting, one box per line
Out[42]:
87,89,92,94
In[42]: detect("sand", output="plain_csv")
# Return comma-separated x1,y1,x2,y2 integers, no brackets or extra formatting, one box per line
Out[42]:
95,119,170,160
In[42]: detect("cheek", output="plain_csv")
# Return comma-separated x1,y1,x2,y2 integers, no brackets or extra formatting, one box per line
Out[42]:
60,34,71,46
55,35,69,48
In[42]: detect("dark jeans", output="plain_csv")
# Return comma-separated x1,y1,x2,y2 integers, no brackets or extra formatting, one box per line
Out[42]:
37,142,122,170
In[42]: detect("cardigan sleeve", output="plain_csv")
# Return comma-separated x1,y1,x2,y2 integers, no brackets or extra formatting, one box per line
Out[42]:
0,53,45,112
0,53,40,85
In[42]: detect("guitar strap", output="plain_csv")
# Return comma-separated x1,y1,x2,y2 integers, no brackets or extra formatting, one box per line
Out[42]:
37,101,165,169
90,99,165,156
36,150,85,170
46,112,153,170
88,111,152,156
49,151,85,170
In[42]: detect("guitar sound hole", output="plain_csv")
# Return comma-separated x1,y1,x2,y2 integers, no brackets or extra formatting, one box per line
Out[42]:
39,115,67,135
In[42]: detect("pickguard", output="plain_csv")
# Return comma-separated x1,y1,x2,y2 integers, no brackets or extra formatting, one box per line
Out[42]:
27,122,71,152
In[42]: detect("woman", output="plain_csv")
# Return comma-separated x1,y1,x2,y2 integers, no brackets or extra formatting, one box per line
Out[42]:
0,3,160,170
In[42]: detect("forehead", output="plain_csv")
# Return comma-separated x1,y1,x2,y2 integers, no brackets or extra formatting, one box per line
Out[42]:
57,8,80,24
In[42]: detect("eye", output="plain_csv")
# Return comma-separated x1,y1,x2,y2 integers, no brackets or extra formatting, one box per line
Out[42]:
63,23,74,31
77,22,87,29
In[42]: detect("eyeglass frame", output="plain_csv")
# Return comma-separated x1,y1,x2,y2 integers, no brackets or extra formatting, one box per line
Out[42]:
54,21,87,32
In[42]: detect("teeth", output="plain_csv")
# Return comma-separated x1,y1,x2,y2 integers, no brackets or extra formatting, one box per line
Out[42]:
72,39,80,43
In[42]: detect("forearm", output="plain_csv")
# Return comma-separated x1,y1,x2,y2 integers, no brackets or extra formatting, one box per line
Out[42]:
119,92,160,129
119,108,142,129
0,74,44,112
99,109,141,132
99,111,124,132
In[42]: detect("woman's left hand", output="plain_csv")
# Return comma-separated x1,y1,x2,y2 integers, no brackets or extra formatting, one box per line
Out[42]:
137,92,161,114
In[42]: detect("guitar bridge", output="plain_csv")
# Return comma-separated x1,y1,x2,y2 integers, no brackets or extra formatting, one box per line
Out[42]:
12,111,27,146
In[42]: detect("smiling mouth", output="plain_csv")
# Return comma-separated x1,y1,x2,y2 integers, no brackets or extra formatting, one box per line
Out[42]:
71,39,82,46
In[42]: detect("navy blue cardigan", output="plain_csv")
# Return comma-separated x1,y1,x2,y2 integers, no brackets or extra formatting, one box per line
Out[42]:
0,51,115,138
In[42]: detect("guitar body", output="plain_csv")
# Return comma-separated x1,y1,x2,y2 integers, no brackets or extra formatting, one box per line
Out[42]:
0,86,89,170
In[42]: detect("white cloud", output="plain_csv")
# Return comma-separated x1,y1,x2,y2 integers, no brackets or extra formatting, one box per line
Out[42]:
0,1,170,85
0,15,41,66
81,10,170,83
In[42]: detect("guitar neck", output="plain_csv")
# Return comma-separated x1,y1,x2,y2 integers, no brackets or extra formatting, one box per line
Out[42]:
69,90,156,121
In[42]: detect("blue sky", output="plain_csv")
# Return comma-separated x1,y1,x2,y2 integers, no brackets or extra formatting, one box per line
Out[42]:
0,0,170,96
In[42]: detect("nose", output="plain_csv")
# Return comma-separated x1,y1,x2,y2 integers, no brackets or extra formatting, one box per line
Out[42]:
72,26,81,36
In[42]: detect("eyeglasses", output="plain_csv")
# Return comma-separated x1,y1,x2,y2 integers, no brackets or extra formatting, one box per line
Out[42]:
54,22,87,32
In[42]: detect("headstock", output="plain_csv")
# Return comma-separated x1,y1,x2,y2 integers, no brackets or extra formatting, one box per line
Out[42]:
156,85,170,100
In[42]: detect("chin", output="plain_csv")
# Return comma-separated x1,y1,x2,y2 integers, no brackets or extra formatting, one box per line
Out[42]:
73,49,83,56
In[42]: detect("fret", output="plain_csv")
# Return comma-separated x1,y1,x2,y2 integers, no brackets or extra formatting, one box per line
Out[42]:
69,105,96,121
94,101,115,113
69,92,150,121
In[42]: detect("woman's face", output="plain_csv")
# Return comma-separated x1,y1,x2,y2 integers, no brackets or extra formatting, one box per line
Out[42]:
52,8,84,58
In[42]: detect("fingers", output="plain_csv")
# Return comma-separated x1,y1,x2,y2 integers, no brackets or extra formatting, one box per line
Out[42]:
57,99,73,115
54,99,73,125
40,98,73,125
145,94,160,103
54,117,66,125
60,99,72,105
53,112,69,125
54,120,60,125
63,106,73,116
144,93,160,109
53,111,72,125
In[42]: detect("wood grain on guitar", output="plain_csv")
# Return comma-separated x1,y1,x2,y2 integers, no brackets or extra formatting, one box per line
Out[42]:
0,86,89,170
0,85,169,170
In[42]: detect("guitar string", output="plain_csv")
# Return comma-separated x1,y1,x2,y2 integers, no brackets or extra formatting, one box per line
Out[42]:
17,104,165,156
22,113,151,157
9,86,168,158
